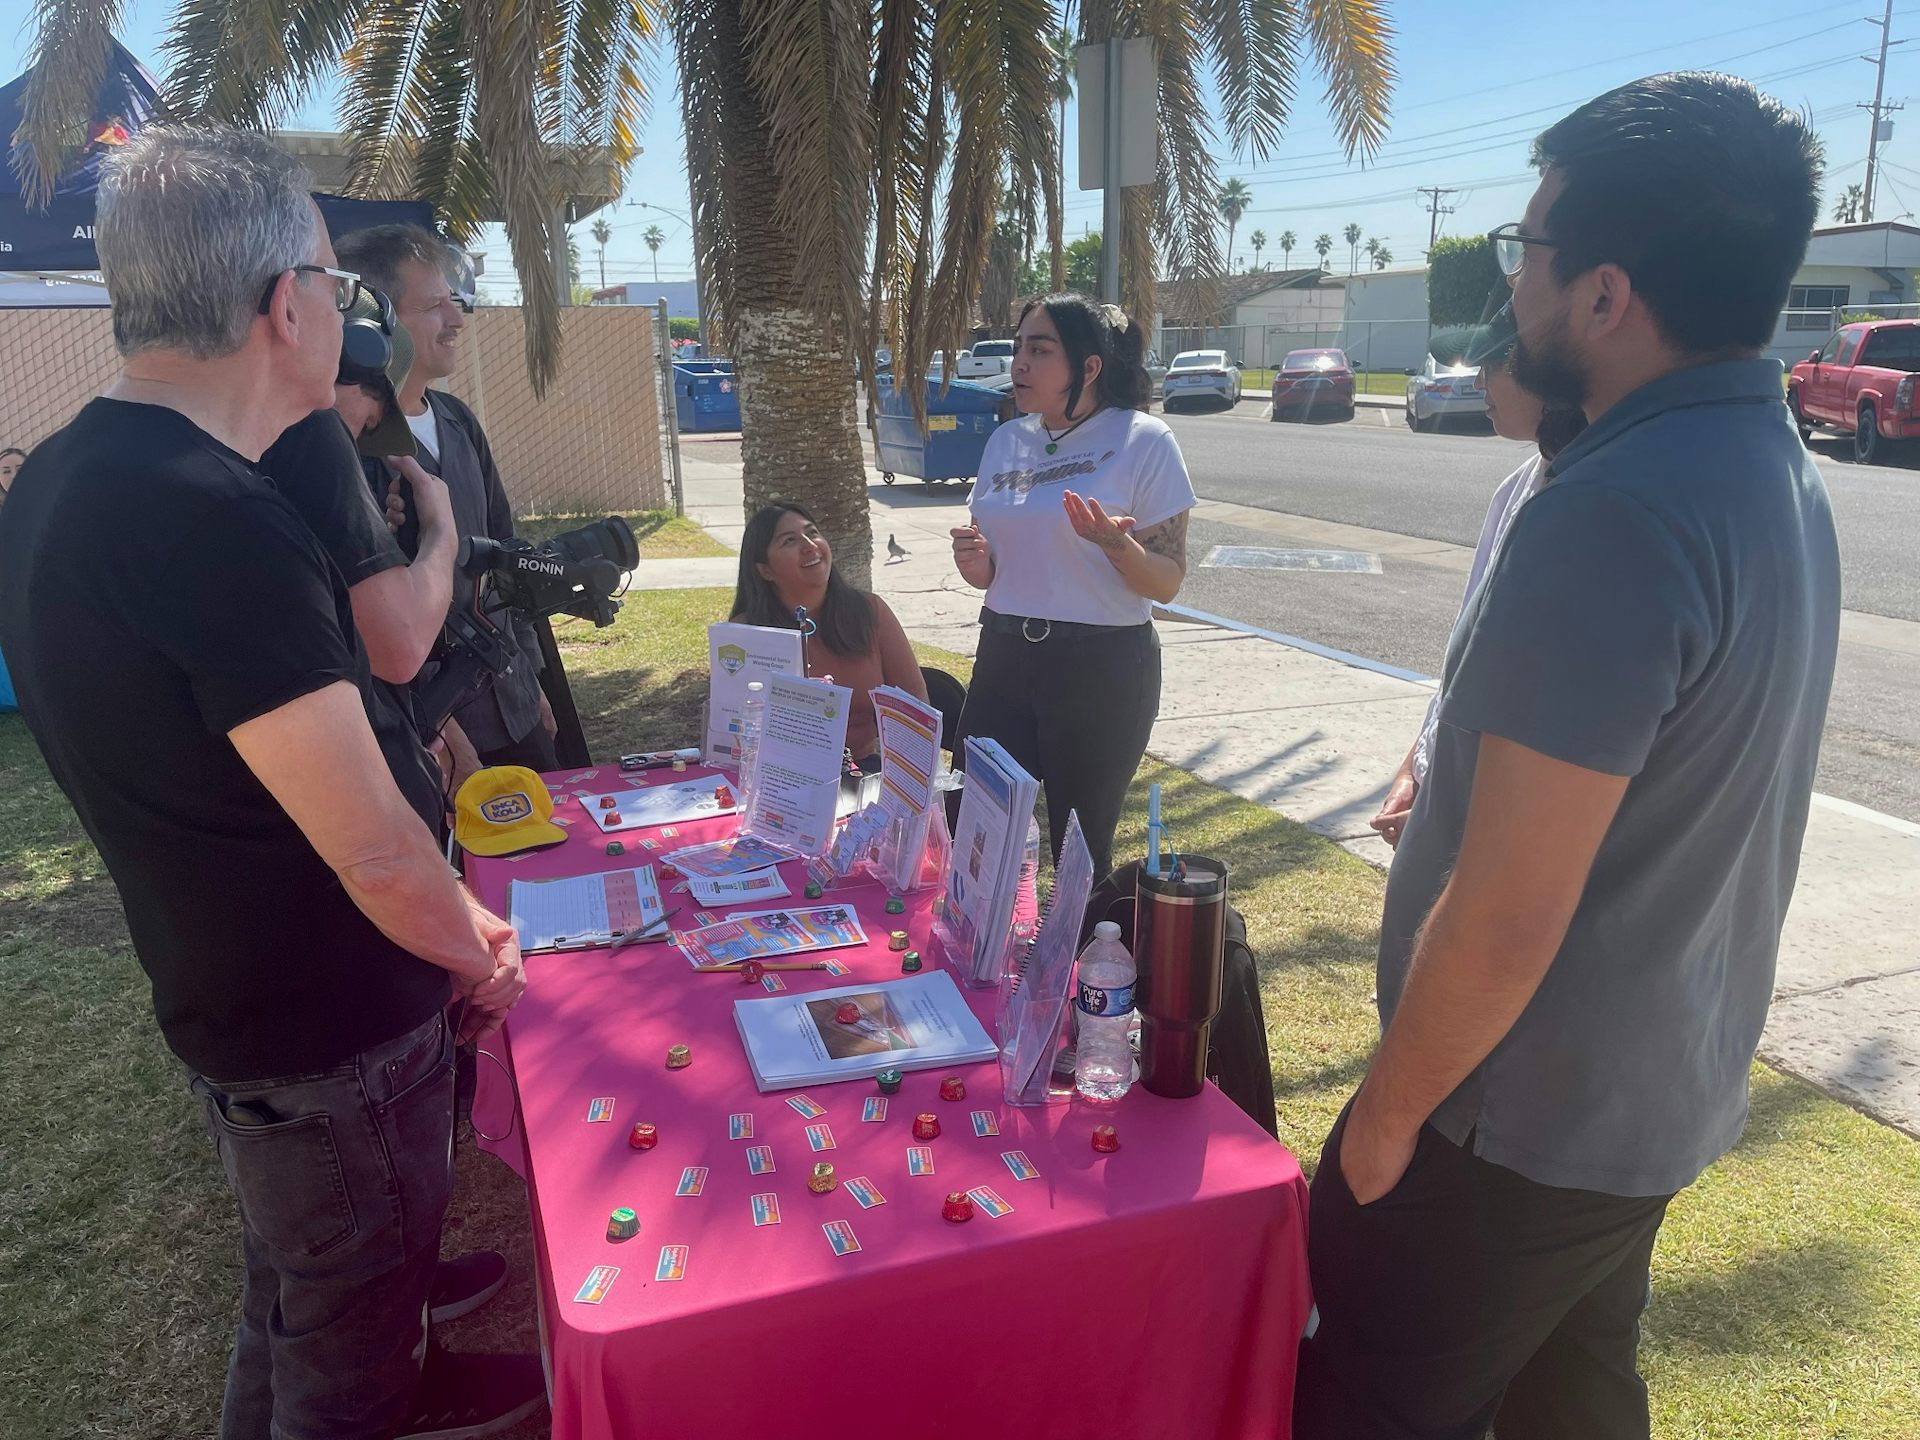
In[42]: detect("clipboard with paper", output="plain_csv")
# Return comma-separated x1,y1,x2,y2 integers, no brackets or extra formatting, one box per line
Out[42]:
999,812,1095,1107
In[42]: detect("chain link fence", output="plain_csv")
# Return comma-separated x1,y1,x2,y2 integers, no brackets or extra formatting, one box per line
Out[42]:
0,302,668,519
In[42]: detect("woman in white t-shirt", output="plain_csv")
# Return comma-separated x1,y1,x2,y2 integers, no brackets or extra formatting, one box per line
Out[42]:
949,294,1198,878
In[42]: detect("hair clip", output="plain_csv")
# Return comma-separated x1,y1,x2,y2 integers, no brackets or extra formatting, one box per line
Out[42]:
1100,303,1130,332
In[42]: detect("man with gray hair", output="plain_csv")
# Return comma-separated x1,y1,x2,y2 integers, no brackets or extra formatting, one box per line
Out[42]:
0,127,543,1439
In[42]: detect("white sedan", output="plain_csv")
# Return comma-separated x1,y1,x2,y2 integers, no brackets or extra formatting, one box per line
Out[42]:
1404,353,1489,431
1162,350,1243,410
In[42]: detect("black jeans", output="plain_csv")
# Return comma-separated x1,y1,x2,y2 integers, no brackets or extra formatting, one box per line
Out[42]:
955,617,1161,881
190,1010,456,1440
1294,1099,1674,1440
477,722,558,774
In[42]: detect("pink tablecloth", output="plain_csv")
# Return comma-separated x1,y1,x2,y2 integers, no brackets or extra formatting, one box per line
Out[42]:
469,766,1309,1440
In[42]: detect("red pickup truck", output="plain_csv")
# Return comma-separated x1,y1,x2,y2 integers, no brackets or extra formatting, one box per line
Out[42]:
1787,318,1920,463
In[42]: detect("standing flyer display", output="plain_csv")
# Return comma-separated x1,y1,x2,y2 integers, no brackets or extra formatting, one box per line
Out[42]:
743,674,853,854
869,686,943,890
706,623,804,768
934,737,1039,987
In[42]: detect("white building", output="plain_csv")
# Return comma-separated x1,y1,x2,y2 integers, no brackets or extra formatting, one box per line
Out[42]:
1766,221,1920,365
1337,267,1431,373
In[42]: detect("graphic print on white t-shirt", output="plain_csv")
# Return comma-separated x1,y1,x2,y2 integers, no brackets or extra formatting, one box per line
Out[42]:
970,408,1197,628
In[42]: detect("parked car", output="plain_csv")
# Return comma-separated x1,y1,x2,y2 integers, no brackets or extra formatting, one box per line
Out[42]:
958,339,1017,380
1404,352,1488,432
1787,318,1920,463
1162,350,1242,410
1144,349,1168,398
1270,348,1357,422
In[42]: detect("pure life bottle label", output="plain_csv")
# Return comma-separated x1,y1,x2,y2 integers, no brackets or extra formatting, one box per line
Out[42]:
1077,979,1135,1017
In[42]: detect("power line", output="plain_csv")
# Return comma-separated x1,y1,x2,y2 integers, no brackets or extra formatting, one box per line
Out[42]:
1416,186,1457,256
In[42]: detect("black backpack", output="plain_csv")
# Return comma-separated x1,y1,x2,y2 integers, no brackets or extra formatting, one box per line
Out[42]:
1080,862,1279,1139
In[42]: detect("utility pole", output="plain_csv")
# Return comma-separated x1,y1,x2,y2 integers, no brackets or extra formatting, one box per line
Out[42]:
1861,0,1911,223
1417,186,1457,255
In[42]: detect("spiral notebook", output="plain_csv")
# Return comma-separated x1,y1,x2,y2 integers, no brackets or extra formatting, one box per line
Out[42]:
999,812,1095,1106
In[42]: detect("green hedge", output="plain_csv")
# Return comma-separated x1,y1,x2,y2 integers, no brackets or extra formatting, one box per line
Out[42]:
1429,234,1504,328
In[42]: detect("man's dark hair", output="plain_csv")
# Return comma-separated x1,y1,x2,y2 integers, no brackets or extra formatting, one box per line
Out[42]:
1533,71,1824,354
334,224,449,305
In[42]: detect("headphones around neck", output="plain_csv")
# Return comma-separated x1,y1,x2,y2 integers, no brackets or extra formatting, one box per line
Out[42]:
338,287,397,388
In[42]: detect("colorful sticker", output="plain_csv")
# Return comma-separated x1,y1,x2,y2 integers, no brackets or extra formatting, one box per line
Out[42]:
760,973,787,993
639,838,661,851
694,909,719,926
805,1123,836,1152
862,1097,889,1123
751,1192,782,1227
746,1145,776,1176
574,1265,620,1303
1001,1150,1040,1182
661,826,681,839
907,1146,935,1177
821,958,850,977
675,1166,709,1197
586,1097,616,1123
967,1185,1014,1218
843,1176,886,1209
728,1113,755,1141
786,1095,827,1119
970,1110,1000,1138
655,1245,690,1281
821,1220,861,1257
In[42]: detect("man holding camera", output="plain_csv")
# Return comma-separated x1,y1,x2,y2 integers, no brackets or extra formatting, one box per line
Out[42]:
335,224,560,772
0,128,542,1438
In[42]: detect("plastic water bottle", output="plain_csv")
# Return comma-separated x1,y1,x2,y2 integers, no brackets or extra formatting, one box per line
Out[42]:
1075,921,1137,1102
737,682,766,811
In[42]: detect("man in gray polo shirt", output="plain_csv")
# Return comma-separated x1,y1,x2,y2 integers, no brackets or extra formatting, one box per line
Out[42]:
1295,73,1840,1439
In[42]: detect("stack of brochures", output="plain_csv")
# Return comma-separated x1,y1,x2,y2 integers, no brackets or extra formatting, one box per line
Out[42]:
732,971,999,1092
933,738,1040,988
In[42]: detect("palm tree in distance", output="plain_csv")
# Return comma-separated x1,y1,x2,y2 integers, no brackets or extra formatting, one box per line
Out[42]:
643,225,666,287
1249,229,1267,270
1279,229,1297,269
591,216,613,291
15,0,1394,586
1218,178,1253,275
1047,28,1077,292
1363,235,1379,271
1344,221,1363,274
1374,245,1393,269
1834,183,1865,224
1315,233,1335,271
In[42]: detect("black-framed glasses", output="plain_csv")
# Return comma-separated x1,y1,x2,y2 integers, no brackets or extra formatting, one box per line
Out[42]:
257,264,364,315
1488,223,1556,277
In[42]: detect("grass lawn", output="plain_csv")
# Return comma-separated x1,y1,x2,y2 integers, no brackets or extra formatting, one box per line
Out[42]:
1239,367,1406,397
2,585,1916,1438
515,508,730,559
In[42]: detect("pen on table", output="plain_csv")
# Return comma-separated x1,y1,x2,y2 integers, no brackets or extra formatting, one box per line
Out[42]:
697,960,834,973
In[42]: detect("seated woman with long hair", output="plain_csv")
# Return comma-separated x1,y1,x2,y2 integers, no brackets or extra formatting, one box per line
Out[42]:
730,502,929,766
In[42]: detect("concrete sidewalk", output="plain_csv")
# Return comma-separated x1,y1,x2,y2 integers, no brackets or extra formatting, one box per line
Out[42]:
662,450,1920,1138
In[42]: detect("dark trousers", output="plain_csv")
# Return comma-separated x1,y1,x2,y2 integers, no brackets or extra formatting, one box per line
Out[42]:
191,1011,456,1440
1294,1100,1673,1440
955,619,1161,881
477,722,558,774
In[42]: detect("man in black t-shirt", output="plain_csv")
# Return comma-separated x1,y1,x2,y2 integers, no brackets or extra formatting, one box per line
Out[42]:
0,128,543,1438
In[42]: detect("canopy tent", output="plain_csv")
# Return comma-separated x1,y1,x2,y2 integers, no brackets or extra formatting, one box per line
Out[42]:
0,41,435,274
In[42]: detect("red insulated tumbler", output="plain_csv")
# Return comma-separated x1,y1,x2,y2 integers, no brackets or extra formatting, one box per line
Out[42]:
1133,857,1229,1099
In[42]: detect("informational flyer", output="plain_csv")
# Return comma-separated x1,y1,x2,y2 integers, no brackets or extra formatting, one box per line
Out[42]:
661,834,800,879
743,674,852,855
685,868,790,906
579,774,737,833
706,622,805,767
870,686,942,887
676,904,869,968
732,972,999,1091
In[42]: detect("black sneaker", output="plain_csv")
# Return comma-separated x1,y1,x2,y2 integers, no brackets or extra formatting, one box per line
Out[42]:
429,1252,509,1324
396,1350,546,1440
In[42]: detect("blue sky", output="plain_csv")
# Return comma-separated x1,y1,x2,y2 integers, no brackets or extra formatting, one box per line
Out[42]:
6,0,1915,304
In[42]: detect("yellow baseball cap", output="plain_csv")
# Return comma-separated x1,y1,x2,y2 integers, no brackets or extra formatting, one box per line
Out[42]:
455,767,569,856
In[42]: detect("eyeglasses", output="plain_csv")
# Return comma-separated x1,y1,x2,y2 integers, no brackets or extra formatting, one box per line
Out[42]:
1487,223,1557,277
257,265,364,315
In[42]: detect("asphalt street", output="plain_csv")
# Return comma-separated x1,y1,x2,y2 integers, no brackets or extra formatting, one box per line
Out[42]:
1155,400,1920,824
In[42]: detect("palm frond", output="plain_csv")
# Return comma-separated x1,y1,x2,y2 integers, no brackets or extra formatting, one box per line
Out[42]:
738,0,875,352
338,2,442,197
866,0,936,428
1138,0,1223,316
468,0,566,391
402,0,491,230
162,0,318,128
676,0,745,352
1193,0,1299,159
566,0,656,162
1303,0,1396,159
10,0,128,205
895,51,948,427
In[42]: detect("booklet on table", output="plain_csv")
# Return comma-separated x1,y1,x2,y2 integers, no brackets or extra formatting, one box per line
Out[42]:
934,737,1040,987
732,971,999,1092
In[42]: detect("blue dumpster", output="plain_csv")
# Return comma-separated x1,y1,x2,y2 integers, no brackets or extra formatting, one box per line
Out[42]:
875,376,1008,487
673,359,741,433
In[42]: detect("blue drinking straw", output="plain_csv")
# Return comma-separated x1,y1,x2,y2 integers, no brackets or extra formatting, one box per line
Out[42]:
1147,783,1163,878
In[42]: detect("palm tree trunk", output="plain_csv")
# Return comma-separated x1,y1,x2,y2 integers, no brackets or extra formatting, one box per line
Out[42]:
705,24,874,585
1226,219,1237,276
598,249,607,289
